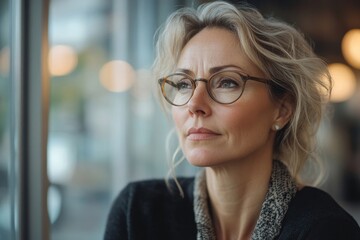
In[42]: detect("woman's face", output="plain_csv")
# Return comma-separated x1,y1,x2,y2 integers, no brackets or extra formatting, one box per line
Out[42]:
172,27,282,167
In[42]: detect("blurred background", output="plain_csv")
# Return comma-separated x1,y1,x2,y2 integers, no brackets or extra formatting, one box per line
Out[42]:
0,0,359,239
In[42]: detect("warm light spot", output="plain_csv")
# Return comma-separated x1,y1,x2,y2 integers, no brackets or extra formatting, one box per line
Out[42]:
328,63,357,102
342,29,360,69
99,60,135,92
0,46,10,76
49,45,78,76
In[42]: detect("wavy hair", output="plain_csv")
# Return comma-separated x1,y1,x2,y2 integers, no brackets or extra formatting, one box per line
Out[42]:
153,1,332,186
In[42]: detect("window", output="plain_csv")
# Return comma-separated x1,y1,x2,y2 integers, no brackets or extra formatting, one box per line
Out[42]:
47,1,196,239
0,0,14,239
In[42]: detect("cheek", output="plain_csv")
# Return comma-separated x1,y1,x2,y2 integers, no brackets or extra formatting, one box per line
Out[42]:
171,108,186,140
171,108,182,129
222,103,275,139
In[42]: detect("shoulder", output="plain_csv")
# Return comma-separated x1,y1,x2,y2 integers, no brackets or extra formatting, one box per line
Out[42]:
288,187,357,220
279,187,360,240
118,177,195,203
290,186,348,212
105,177,197,240
110,177,196,217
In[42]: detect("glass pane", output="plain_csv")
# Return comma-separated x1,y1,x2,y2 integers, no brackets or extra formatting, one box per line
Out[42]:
47,1,196,239
0,0,14,239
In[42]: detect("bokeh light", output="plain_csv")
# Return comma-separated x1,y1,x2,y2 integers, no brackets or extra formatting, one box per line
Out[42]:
342,29,360,69
328,63,357,102
99,60,135,92
49,45,78,76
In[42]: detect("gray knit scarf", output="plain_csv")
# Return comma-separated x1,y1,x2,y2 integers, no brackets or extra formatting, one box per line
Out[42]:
193,160,297,240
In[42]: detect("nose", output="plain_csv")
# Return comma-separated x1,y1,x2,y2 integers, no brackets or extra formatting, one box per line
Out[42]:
187,80,212,117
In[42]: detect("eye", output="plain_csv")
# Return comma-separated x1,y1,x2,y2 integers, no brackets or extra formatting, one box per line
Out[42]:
176,79,192,90
216,78,239,88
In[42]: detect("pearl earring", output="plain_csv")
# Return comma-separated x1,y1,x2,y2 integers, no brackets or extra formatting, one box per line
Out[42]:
273,124,280,131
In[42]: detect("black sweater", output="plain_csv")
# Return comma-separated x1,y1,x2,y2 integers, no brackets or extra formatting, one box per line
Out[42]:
104,178,360,240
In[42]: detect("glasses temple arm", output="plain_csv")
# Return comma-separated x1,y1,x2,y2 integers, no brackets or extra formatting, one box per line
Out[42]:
159,78,178,88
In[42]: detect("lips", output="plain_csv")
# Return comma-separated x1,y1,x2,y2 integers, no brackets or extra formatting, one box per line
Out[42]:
187,127,220,140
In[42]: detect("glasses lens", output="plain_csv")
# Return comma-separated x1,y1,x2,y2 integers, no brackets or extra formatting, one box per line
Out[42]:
162,74,193,105
209,71,245,103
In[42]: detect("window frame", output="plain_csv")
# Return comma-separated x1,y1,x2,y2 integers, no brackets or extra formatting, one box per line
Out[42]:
10,0,50,239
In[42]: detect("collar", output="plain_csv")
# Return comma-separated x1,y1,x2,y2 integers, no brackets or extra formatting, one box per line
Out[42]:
193,160,297,240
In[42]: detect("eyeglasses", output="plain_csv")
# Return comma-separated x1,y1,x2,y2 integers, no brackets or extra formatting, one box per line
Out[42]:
158,69,271,106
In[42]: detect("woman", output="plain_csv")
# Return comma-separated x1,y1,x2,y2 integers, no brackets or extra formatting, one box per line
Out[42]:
105,2,360,239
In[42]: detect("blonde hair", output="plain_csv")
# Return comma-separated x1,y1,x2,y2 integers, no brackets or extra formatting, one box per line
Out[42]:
153,1,332,186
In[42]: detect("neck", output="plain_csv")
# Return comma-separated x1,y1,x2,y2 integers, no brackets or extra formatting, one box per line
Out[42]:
206,158,273,240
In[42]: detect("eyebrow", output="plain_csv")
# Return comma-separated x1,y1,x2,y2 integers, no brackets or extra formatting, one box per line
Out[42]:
175,64,245,76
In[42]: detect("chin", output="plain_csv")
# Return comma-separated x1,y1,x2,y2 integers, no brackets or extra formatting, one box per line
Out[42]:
186,158,211,167
185,151,223,167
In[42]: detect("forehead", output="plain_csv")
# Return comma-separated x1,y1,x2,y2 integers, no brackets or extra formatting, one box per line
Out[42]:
177,27,261,76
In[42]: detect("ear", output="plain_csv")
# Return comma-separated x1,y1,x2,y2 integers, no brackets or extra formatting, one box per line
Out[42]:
272,95,293,131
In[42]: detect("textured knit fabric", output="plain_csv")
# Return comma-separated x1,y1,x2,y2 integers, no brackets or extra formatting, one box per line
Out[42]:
104,173,360,240
193,170,216,240
252,160,297,239
193,160,297,240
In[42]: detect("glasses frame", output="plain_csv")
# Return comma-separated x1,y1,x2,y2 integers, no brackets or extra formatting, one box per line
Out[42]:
158,69,271,106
